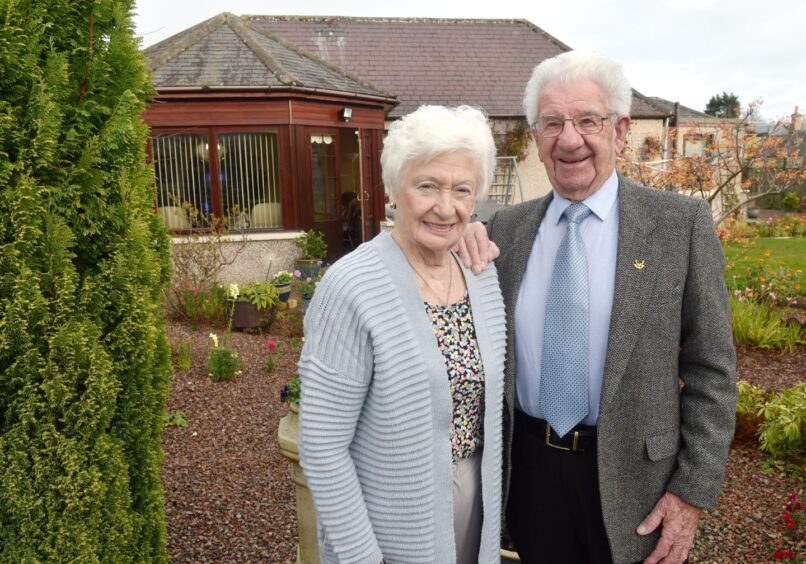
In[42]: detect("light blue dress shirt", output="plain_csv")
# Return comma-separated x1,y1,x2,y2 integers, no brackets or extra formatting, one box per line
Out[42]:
514,170,619,425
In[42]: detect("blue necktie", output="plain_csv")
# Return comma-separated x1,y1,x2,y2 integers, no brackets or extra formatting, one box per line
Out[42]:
540,203,593,438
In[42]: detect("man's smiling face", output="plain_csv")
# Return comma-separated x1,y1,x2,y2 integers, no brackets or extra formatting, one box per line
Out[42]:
535,77,630,202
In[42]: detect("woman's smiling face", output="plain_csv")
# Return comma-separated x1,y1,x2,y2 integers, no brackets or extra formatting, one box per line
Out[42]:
392,150,478,256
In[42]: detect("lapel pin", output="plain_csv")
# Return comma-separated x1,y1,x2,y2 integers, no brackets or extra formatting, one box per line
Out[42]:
633,260,646,270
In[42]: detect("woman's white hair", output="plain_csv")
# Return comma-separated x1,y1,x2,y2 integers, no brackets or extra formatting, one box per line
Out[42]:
381,105,496,203
522,50,633,127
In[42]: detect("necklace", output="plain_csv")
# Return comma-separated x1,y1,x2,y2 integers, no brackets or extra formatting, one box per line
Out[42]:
410,256,453,306
392,234,454,305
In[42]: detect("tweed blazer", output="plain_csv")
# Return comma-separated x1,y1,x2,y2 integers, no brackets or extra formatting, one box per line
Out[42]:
488,175,737,564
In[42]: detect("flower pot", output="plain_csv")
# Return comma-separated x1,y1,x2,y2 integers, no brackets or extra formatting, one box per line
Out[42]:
229,301,275,329
273,283,291,302
747,207,761,219
294,258,321,279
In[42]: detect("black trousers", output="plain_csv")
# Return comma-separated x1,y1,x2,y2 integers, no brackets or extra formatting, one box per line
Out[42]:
506,410,613,564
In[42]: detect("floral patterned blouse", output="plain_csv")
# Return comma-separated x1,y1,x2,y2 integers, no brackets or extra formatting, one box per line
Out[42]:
424,293,486,463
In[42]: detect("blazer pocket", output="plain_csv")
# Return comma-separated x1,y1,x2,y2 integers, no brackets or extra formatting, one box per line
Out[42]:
645,430,680,461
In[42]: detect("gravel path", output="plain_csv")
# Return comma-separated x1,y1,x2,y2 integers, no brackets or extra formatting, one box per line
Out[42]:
162,321,804,563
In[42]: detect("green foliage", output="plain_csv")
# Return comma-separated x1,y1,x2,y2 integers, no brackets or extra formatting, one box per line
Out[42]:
294,229,328,260
737,380,767,417
704,91,741,118
177,283,228,329
753,216,806,238
759,384,806,468
293,269,322,299
272,270,293,285
782,192,803,212
207,346,240,381
495,121,531,161
239,282,280,311
164,225,245,322
280,374,300,404
163,411,188,428
0,1,170,561
729,297,803,352
175,340,192,373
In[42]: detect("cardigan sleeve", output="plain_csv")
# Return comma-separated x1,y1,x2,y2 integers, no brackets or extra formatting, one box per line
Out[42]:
298,353,383,564
297,264,384,564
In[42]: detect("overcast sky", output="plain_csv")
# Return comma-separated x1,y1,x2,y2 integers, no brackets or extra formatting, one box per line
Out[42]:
133,0,804,122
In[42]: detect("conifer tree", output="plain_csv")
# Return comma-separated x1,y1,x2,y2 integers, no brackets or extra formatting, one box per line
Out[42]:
0,1,171,561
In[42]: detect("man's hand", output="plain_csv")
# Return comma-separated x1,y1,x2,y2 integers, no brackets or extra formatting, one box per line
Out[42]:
455,222,499,274
637,492,702,564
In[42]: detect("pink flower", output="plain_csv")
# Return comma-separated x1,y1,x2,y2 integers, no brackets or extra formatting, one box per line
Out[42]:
266,339,277,352
293,270,302,278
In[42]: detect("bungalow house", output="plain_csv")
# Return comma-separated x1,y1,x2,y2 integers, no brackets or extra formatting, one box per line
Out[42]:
143,13,668,278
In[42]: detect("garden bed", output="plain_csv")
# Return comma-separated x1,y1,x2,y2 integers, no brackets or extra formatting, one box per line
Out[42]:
161,320,803,563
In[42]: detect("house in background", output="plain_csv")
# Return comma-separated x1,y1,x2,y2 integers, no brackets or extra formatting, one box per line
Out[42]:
144,12,396,276
143,13,670,279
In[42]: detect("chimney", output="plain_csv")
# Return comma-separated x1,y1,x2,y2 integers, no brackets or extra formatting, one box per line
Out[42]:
791,105,803,133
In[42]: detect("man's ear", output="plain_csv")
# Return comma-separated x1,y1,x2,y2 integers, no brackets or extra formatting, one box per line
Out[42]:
614,115,631,152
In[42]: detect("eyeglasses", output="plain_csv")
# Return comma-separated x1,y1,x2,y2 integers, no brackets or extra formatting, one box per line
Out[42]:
531,113,615,137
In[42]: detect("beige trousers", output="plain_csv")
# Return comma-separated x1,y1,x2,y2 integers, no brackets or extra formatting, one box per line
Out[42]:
452,449,483,564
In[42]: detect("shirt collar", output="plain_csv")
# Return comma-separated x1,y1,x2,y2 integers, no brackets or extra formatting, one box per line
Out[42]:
547,170,619,225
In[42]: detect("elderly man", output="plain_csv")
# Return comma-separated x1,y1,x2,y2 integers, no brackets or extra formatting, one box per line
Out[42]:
462,51,736,563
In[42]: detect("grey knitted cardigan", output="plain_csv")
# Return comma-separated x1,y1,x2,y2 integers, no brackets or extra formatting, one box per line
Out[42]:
298,232,506,564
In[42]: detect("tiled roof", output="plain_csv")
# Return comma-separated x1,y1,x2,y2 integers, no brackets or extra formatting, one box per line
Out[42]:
646,96,710,119
145,14,669,119
144,13,394,100
243,16,668,119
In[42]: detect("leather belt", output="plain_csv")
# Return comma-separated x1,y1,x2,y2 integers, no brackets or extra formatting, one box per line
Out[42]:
515,410,597,452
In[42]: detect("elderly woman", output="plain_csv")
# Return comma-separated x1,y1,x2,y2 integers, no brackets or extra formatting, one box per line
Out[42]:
298,105,506,564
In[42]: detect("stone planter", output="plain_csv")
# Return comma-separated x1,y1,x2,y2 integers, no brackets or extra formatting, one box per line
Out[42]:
746,207,761,219
229,301,274,330
294,259,321,280
277,403,320,564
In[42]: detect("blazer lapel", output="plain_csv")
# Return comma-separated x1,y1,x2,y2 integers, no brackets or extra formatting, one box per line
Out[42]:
499,195,552,309
599,177,660,414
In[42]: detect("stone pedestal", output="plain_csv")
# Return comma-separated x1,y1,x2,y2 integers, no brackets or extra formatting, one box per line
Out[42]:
277,403,320,564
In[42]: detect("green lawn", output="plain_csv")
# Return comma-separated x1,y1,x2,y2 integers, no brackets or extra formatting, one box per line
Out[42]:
723,237,806,274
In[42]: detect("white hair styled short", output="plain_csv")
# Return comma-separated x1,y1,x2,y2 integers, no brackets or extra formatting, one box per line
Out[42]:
381,105,496,203
522,51,633,127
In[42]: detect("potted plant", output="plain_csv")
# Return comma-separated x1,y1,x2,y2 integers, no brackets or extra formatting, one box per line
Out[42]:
293,270,321,311
229,281,280,329
294,229,327,278
271,270,293,302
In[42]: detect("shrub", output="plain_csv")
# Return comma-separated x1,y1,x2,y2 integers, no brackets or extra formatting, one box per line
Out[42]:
759,383,806,467
730,297,802,353
294,229,328,260
735,380,767,445
175,340,192,373
781,192,802,212
207,345,240,381
0,2,170,560
754,215,806,238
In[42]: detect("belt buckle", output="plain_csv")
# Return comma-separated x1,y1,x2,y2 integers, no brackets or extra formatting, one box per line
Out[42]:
544,422,583,452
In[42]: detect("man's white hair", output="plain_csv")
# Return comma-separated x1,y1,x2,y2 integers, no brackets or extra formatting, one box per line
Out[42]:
523,51,633,126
